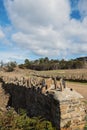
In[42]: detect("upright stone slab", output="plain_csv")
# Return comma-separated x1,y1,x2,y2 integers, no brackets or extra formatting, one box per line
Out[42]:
53,88,86,130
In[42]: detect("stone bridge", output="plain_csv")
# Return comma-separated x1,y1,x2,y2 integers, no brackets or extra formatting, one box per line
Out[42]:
0,75,86,130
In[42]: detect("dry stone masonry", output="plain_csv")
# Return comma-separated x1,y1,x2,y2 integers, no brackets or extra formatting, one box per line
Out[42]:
0,75,86,130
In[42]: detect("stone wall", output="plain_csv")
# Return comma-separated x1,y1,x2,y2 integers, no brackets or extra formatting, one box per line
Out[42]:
0,82,9,111
0,76,86,130
60,98,85,129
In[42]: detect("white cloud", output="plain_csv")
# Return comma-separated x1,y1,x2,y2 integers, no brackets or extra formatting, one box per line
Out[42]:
0,29,5,39
78,0,87,18
5,0,70,31
0,51,27,63
4,0,87,59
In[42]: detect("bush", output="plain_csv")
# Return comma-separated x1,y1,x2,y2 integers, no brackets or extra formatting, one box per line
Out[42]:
0,108,56,130
18,64,24,69
4,62,17,72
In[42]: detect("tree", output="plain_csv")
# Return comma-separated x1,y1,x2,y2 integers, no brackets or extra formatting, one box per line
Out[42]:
44,57,49,63
24,59,31,68
39,58,44,64
0,60,4,68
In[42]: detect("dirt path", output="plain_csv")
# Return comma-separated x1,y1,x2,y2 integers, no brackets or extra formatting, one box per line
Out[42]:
66,82,87,100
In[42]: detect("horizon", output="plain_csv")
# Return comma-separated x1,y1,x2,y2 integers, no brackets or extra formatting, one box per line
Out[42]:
0,0,87,63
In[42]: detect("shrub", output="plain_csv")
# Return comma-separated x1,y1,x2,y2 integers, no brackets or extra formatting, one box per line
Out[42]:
18,64,24,69
0,108,56,130
4,62,17,72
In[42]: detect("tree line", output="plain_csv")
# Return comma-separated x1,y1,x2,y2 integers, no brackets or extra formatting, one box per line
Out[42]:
19,57,86,71
0,57,86,71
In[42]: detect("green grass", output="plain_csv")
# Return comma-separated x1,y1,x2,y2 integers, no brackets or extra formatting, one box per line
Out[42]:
66,81,87,85
83,100,87,104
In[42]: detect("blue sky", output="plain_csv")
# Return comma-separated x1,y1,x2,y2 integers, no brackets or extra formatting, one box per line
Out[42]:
0,0,10,25
0,0,87,63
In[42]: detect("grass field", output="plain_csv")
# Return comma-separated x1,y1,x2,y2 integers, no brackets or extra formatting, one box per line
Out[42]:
34,69,87,82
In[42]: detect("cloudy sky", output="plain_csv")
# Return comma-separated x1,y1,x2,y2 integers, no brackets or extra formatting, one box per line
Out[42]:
0,0,87,62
